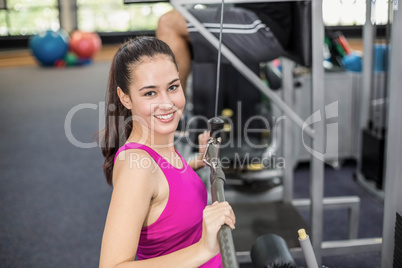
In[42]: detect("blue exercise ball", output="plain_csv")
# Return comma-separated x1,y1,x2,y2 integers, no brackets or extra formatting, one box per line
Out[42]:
29,30,69,66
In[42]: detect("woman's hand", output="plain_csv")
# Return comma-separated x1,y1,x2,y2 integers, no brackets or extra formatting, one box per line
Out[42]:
189,131,210,170
197,131,210,159
198,201,236,256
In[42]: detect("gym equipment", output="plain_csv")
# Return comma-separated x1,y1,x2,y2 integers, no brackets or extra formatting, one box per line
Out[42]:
54,59,66,68
324,30,348,70
298,229,318,268
336,32,352,55
357,4,391,192
201,3,238,267
250,234,297,268
203,117,239,268
251,231,333,268
198,2,303,266
29,30,69,66
69,30,102,59
342,53,362,72
171,0,335,266
64,52,78,66
173,0,385,265
359,2,402,265
124,0,400,266
394,212,402,267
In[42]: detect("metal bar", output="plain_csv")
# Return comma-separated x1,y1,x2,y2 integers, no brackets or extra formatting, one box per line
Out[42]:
321,238,383,256
236,240,382,266
172,3,315,139
205,135,239,268
238,169,284,180
380,0,392,139
292,196,360,209
290,238,382,259
235,251,252,264
357,0,375,169
298,230,319,268
282,57,295,203
348,198,359,240
310,0,325,264
293,197,360,240
225,185,283,205
348,205,360,239
381,2,402,267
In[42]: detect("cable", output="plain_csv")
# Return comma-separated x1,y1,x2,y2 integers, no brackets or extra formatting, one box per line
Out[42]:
214,0,225,118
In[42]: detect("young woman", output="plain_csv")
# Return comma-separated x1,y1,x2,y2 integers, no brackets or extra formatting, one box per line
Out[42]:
99,36,235,268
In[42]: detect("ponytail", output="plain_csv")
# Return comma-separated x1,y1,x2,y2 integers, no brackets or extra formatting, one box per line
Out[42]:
100,57,132,186
99,36,178,186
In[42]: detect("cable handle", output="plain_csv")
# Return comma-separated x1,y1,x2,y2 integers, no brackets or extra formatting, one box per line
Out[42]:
203,117,238,268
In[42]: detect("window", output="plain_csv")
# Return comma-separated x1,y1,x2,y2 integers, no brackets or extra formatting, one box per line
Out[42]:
0,0,59,36
76,0,172,32
0,0,392,38
323,0,391,26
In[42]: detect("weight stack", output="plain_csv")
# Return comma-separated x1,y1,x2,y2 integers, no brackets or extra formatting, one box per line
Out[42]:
394,212,402,268
360,128,386,190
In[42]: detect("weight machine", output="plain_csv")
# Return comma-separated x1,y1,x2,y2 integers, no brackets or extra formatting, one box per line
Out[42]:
121,0,399,266
169,0,382,266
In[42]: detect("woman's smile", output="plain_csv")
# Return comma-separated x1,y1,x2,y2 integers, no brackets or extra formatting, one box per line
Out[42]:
154,111,175,122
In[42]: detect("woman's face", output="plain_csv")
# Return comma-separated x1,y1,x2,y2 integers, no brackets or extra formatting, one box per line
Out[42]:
128,55,185,140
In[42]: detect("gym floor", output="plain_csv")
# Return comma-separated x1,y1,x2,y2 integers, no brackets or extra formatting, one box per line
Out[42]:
0,39,383,268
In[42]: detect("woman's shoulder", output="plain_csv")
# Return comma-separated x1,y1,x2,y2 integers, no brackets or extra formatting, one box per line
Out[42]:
113,148,160,187
115,147,154,164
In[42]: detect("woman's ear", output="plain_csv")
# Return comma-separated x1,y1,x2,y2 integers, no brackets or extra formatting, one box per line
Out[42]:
117,87,133,110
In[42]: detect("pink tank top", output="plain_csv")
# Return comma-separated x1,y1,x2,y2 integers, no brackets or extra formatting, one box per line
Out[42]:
114,143,222,267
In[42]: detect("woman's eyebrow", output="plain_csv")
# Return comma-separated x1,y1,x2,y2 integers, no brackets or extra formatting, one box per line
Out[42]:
138,85,157,91
138,78,179,91
167,78,180,85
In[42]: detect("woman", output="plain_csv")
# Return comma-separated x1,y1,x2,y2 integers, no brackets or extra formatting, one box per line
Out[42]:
99,36,235,268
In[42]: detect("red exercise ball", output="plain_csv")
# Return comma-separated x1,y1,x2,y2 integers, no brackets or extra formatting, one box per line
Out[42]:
69,30,102,59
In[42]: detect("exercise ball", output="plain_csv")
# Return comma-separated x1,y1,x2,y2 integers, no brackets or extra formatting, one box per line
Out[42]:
64,52,78,66
54,59,66,68
69,30,102,59
29,30,69,66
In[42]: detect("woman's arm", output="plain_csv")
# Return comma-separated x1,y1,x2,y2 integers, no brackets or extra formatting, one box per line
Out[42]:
99,149,234,268
100,150,156,267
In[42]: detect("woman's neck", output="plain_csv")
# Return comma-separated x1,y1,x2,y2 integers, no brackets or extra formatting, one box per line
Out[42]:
126,128,181,168
126,125,176,154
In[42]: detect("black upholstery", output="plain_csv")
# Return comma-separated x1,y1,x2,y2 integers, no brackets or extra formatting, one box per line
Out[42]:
251,234,297,268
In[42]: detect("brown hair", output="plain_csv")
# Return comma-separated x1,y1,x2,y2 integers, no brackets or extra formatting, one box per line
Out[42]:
100,36,178,186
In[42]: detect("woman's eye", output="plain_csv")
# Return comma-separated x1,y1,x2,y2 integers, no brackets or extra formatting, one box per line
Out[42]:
144,91,155,97
168,85,178,91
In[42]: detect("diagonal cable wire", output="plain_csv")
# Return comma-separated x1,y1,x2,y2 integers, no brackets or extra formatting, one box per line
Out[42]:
214,0,225,118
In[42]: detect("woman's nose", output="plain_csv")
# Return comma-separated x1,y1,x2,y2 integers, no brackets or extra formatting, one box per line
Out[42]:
158,93,174,109
159,102,174,110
